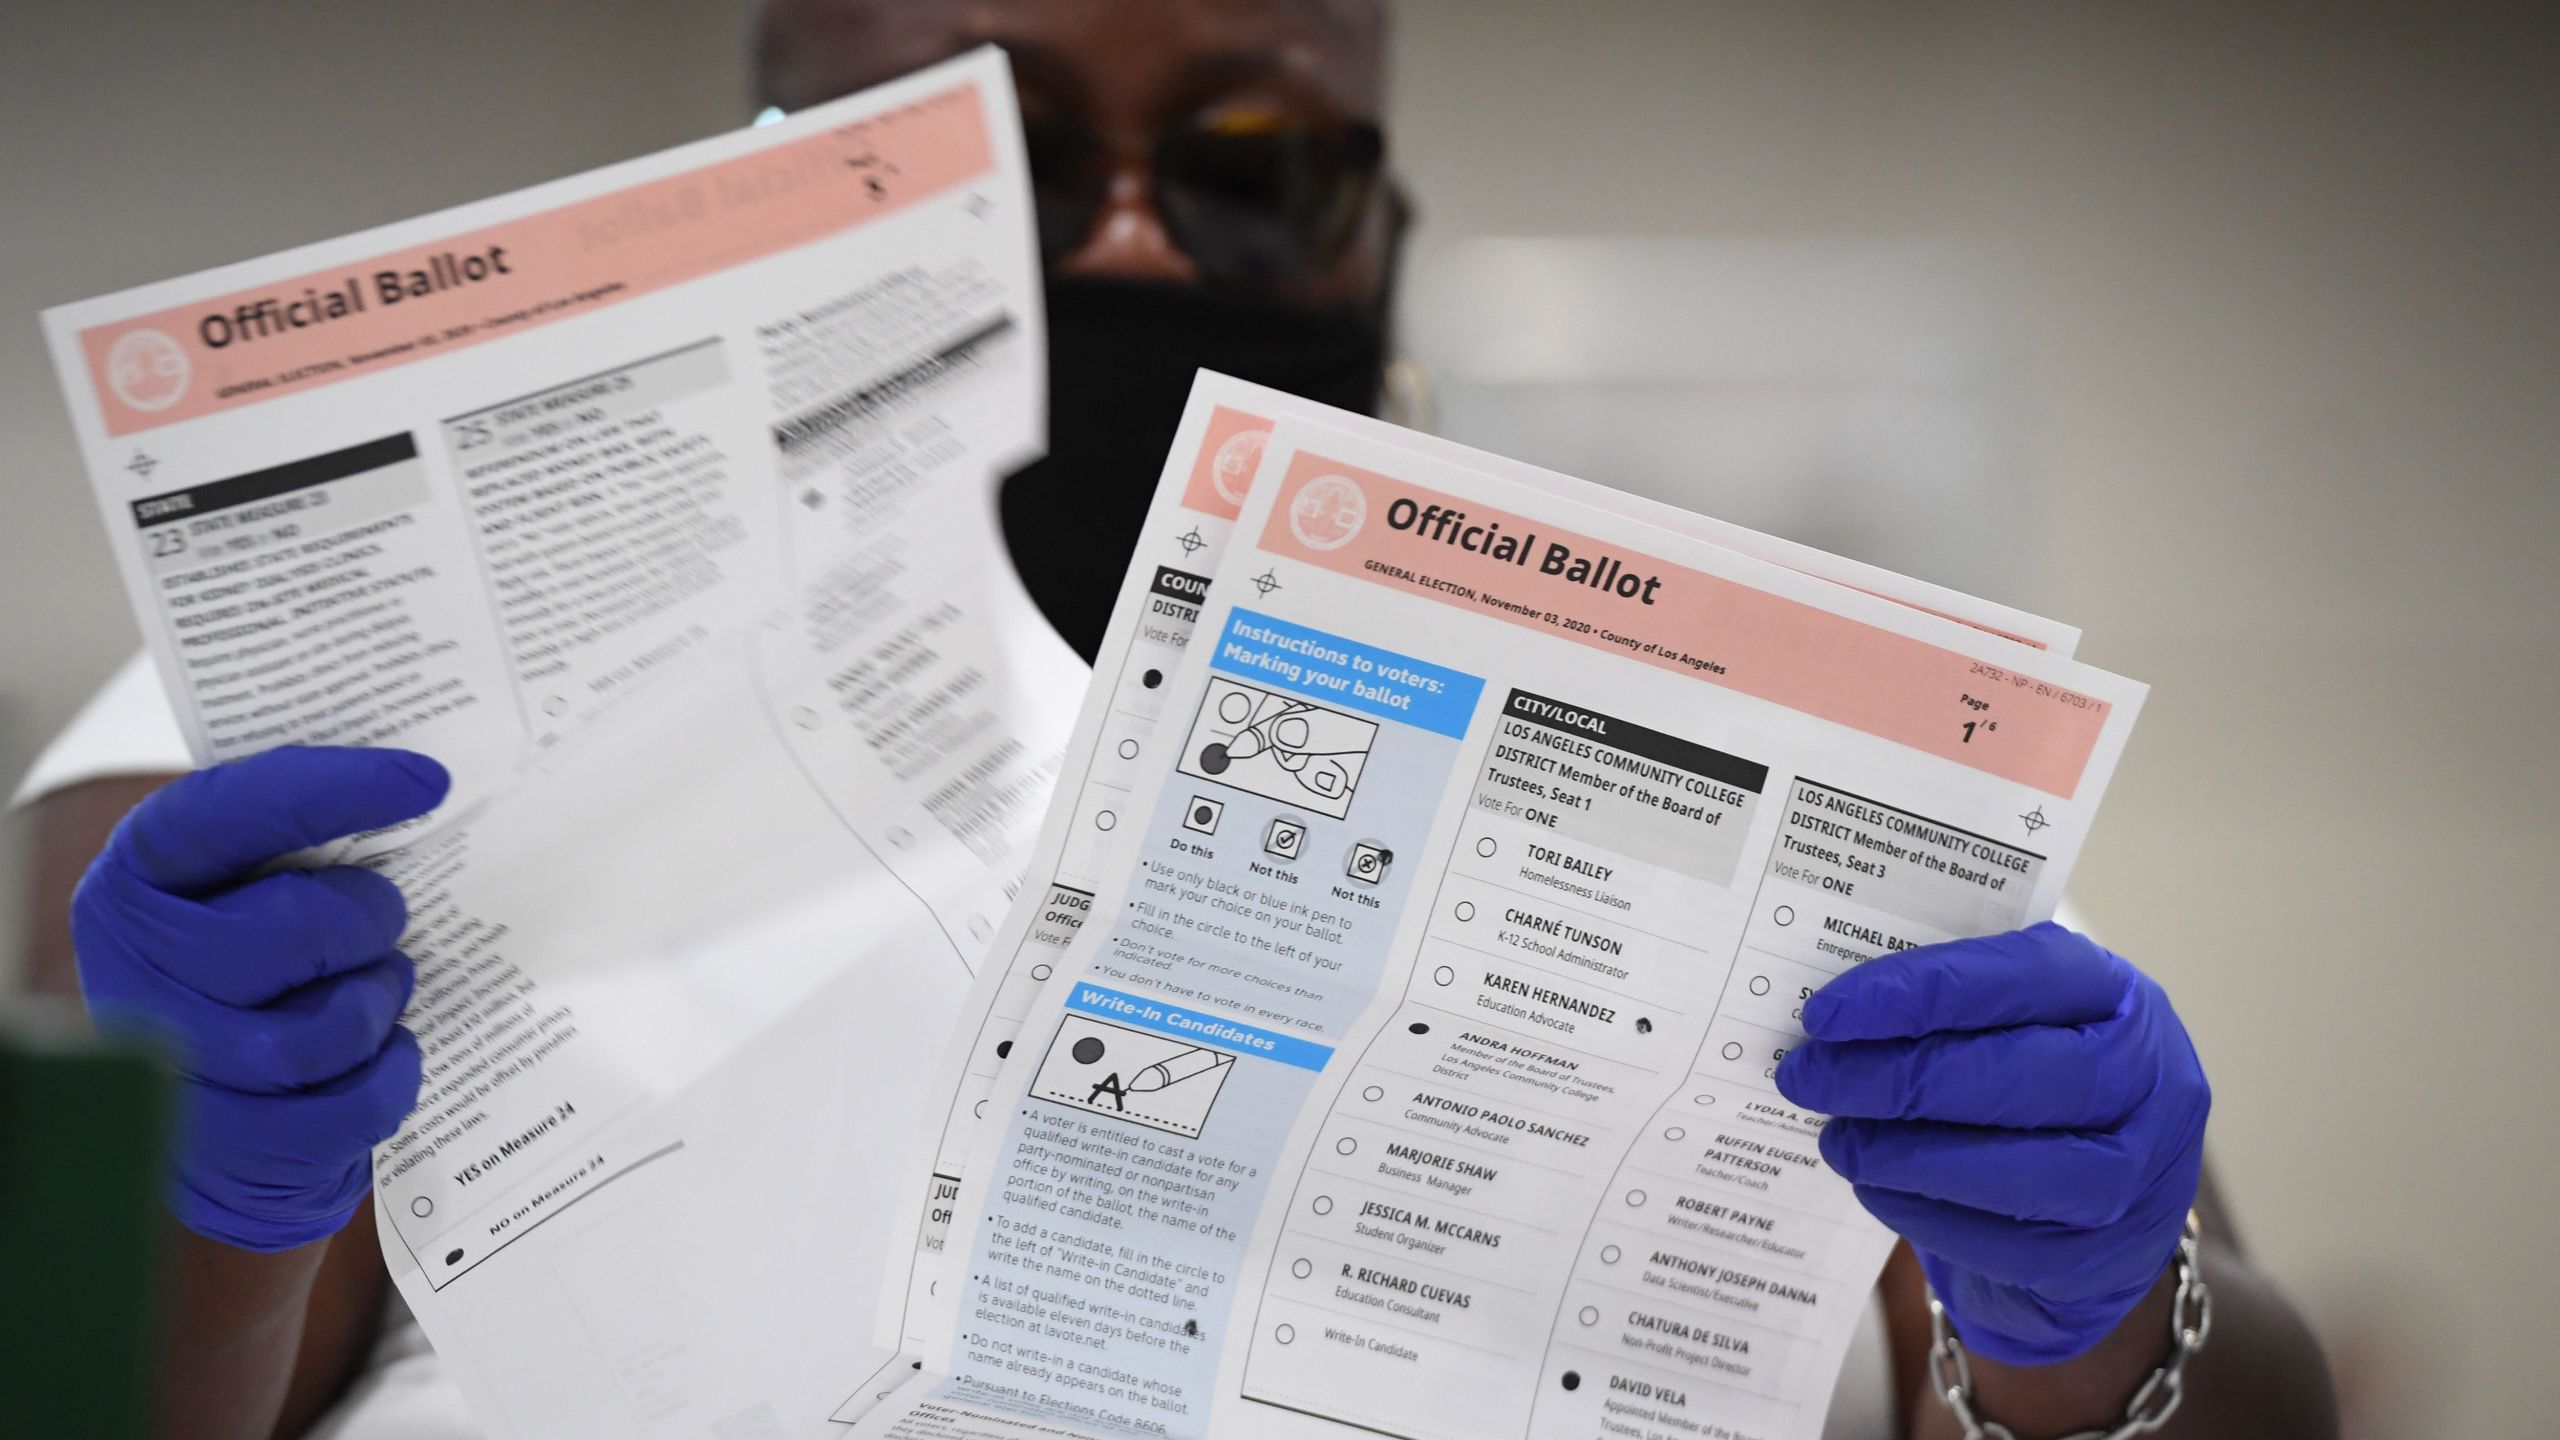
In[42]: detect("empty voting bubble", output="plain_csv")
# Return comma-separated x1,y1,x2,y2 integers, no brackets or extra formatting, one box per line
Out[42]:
1072,1036,1107,1065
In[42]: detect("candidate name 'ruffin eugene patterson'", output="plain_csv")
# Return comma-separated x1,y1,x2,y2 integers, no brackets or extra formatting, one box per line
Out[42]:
193,247,514,348
1384,498,1666,605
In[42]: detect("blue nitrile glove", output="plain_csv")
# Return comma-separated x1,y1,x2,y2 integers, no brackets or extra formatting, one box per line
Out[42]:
1773,922,2209,1366
71,746,449,1252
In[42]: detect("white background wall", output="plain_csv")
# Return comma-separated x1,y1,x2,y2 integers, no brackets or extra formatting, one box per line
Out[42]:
4,3,2552,1435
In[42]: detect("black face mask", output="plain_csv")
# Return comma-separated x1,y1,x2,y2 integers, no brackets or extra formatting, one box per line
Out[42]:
999,276,1390,660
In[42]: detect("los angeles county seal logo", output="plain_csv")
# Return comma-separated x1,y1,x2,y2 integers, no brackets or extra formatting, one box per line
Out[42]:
1210,426,1269,506
105,329,190,413
1287,473,1367,551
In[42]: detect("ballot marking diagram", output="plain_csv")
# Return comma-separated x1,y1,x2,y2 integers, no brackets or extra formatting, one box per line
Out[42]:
1176,676,1377,820
1032,1015,1238,1138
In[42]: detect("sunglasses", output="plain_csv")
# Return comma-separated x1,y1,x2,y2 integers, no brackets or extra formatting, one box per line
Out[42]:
1023,108,1385,293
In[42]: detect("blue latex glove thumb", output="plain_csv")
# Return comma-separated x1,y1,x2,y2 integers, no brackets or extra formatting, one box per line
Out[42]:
71,746,449,1252
1773,923,2209,1365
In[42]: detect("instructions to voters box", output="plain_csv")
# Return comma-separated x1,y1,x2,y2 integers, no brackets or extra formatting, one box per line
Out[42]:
872,415,2144,1440
45,50,1082,1440
870,373,2084,1386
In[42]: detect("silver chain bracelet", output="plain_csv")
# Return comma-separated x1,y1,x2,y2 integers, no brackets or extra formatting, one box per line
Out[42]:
1926,1211,2213,1440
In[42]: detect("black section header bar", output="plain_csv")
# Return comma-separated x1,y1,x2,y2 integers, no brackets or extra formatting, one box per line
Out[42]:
130,432,417,530
1503,689,1768,793
1149,566,1209,606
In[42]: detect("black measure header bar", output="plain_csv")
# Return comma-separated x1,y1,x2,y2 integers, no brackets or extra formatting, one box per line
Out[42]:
1149,566,1209,606
130,432,418,530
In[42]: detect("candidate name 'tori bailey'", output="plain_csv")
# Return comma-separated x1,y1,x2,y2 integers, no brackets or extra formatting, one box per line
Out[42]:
195,245,514,348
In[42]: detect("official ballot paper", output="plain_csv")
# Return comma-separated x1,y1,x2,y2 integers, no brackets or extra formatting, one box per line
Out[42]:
873,373,2084,1367
862,405,2145,1440
43,51,1086,1438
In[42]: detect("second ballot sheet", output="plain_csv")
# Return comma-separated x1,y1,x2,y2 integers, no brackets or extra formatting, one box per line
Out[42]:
42,49,1079,1439
872,410,2146,1440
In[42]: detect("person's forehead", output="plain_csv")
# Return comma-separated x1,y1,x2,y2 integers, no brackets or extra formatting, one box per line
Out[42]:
758,0,1384,117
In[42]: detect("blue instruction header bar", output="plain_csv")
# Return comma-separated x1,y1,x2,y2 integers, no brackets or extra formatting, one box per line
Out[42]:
1211,607,1484,738
1065,983,1335,1072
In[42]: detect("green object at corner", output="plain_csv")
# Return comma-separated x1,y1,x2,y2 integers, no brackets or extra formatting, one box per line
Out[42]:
1,1000,172,1440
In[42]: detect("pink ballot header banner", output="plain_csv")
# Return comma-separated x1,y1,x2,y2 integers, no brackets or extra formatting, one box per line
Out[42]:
1258,450,2113,797
78,82,995,438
